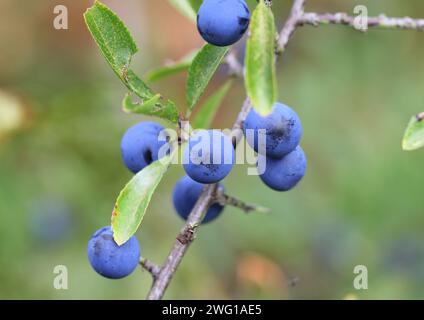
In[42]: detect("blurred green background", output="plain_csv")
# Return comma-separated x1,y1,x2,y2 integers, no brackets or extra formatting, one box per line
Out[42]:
1,0,424,299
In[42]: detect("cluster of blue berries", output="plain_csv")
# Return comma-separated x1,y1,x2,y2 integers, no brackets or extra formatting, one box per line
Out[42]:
245,103,307,192
87,0,306,280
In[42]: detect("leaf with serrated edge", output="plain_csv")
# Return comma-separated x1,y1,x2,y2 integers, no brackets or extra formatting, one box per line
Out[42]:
187,44,229,112
192,80,233,129
84,1,137,73
245,0,277,115
84,2,179,122
402,114,424,151
84,2,153,98
112,156,172,245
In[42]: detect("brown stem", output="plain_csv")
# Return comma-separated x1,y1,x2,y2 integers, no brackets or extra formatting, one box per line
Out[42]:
146,184,218,300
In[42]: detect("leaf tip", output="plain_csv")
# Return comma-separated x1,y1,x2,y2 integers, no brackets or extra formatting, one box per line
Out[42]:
402,140,413,151
256,107,273,117
402,140,423,151
111,212,127,246
112,233,126,246
83,2,95,19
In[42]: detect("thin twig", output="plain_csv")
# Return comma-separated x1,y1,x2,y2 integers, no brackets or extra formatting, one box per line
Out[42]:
231,97,252,147
277,0,306,54
140,258,161,278
216,191,271,214
298,13,424,31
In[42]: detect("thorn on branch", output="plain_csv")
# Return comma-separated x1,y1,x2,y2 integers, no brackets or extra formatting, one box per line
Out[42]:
216,188,271,214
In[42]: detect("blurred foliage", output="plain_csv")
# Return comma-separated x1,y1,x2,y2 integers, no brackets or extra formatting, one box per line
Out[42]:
0,0,424,299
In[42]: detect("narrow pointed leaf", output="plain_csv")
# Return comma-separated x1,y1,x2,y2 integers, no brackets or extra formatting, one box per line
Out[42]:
187,44,229,112
112,156,172,245
84,2,153,99
245,0,277,115
402,113,424,151
84,2,180,122
192,80,233,129
84,1,137,75
145,50,199,82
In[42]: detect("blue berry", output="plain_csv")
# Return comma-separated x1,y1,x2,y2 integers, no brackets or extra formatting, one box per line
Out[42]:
121,122,168,174
197,0,250,47
87,226,140,279
173,176,224,224
183,130,235,184
258,146,307,191
244,102,302,159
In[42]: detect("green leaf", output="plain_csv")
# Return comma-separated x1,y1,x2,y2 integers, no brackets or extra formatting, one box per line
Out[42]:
84,2,152,99
168,0,202,22
84,2,180,122
84,1,137,76
192,80,233,129
187,44,229,113
245,0,277,115
402,113,424,151
125,69,155,100
123,94,180,123
189,0,203,12
112,156,172,245
145,50,199,82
